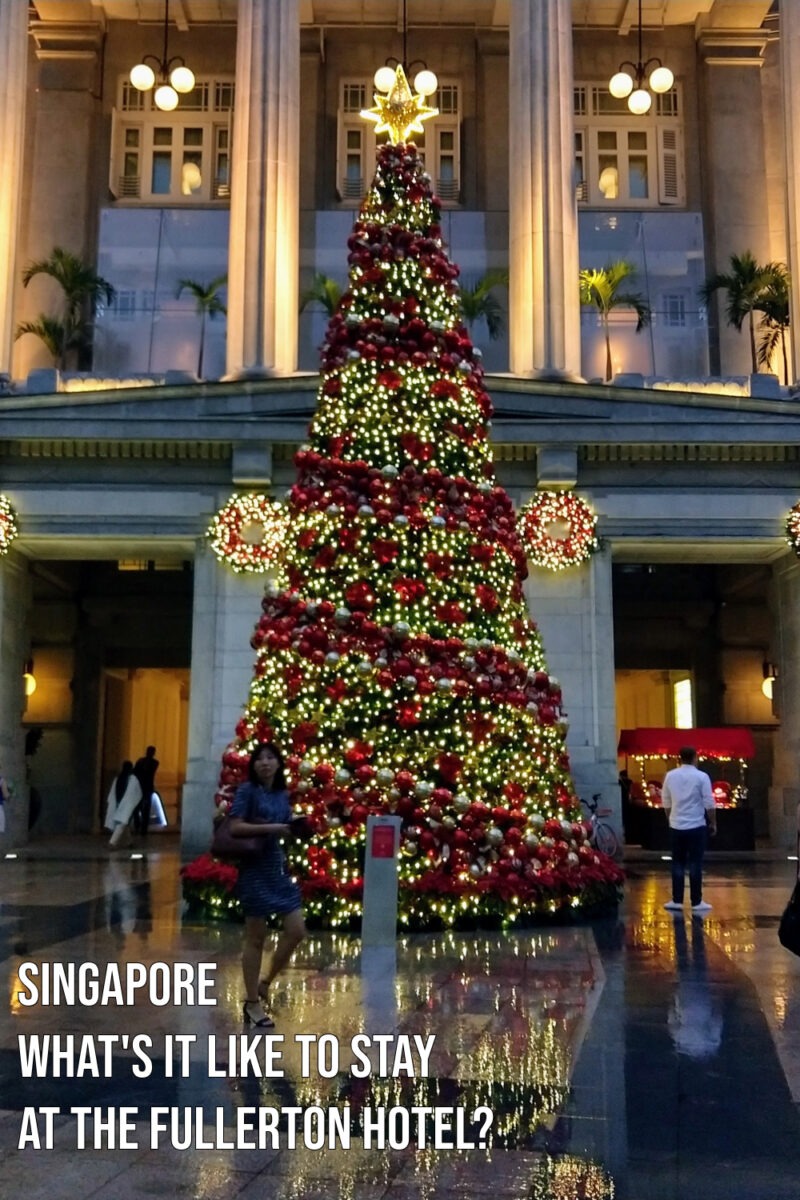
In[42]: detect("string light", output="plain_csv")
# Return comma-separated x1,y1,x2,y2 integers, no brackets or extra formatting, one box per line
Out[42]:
786,500,800,557
207,493,289,573
518,490,599,571
193,140,622,929
0,495,18,556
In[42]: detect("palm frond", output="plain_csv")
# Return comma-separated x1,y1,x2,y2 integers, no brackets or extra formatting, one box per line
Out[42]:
299,273,343,316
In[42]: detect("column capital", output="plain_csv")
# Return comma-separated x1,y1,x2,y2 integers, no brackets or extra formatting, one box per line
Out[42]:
696,28,769,67
29,20,104,61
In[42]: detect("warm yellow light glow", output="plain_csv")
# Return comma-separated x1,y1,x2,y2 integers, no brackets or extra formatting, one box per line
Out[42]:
673,678,693,728
170,65,195,93
762,676,774,700
628,88,652,115
130,62,155,91
413,69,438,97
23,672,37,697
649,65,674,93
608,71,633,99
373,65,397,93
154,84,179,111
361,64,438,144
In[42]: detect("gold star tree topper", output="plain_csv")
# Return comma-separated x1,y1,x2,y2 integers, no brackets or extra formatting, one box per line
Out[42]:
360,64,438,144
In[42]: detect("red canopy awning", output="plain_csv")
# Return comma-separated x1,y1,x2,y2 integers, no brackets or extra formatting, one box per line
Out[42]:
617,727,756,761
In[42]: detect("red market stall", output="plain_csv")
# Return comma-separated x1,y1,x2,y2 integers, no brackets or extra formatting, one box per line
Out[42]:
618,727,756,850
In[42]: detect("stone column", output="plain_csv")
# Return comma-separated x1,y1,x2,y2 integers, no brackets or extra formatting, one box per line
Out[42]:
781,8,800,383
226,0,300,378
0,549,31,847
524,543,620,834
181,539,266,859
0,4,28,376
508,0,581,380
768,554,800,849
698,29,771,377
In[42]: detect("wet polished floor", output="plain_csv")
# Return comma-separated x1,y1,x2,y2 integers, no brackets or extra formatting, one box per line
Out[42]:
1,840,800,1199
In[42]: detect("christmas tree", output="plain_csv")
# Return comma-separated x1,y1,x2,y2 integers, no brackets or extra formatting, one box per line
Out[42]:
215,67,622,928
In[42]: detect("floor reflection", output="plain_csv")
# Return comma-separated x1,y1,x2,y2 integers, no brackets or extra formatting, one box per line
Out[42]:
2,846,800,1197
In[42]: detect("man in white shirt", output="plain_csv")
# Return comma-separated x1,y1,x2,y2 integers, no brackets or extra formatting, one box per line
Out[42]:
661,747,717,914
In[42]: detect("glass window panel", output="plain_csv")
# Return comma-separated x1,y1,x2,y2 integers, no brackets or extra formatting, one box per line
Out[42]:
342,84,366,113
214,82,234,110
346,129,361,149
153,128,172,146
598,131,617,151
439,156,454,181
629,155,649,199
439,130,454,151
151,152,171,194
184,128,203,146
180,83,209,110
629,131,647,151
346,154,362,179
125,128,140,147
123,151,139,176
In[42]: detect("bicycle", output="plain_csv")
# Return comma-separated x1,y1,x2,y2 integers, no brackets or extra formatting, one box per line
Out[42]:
581,793,620,858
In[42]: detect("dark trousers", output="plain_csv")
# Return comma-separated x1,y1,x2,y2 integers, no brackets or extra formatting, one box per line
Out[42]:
671,825,707,906
134,793,151,836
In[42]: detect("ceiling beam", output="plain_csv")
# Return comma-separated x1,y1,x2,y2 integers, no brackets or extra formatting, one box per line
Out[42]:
173,0,189,32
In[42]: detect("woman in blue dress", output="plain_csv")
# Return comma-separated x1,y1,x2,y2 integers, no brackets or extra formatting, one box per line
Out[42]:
228,742,306,1027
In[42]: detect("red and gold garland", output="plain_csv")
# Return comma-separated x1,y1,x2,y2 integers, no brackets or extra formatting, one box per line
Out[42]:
208,493,289,573
786,501,800,556
0,494,18,556
518,490,598,571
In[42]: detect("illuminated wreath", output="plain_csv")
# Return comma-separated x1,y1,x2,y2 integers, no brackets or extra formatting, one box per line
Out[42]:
518,490,598,571
0,494,18,557
208,493,289,573
786,501,800,557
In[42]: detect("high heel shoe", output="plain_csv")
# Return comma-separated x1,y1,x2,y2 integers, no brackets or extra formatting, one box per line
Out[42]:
242,1001,274,1028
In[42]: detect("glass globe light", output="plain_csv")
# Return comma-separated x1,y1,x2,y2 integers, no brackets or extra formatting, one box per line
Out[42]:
649,64,674,94
628,88,652,115
373,65,397,93
170,65,195,94
130,62,155,91
23,672,37,697
154,84,179,112
414,68,438,97
608,71,634,99
762,676,774,700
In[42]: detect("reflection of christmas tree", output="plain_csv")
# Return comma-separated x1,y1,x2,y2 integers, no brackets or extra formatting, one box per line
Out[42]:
217,69,622,928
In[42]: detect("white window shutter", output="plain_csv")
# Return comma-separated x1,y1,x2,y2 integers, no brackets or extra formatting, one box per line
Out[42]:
657,126,685,206
109,106,119,198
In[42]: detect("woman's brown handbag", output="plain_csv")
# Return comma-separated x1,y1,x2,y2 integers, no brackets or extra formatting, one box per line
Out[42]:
210,791,264,864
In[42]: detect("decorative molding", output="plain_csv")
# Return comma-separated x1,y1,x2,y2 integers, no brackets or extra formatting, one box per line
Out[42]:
581,444,800,464
0,440,231,461
697,29,769,68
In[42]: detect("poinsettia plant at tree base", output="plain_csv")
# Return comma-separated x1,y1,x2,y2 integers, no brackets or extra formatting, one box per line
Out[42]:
208,136,623,929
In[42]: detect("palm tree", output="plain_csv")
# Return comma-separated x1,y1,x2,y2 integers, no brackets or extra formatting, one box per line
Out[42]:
14,316,76,366
16,246,115,370
755,262,790,385
458,269,509,340
175,275,227,378
700,251,774,374
299,273,343,317
579,261,652,383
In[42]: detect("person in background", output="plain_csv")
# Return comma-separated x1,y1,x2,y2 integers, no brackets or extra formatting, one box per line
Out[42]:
662,746,717,914
104,760,142,848
133,745,159,837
